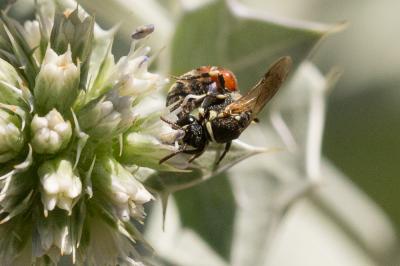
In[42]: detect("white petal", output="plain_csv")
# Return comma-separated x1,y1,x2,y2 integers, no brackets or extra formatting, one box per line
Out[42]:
112,191,129,204
118,207,130,222
43,63,62,80
100,101,114,117
53,122,70,134
43,48,59,65
134,187,153,203
66,176,82,198
57,175,72,193
58,160,73,176
42,174,59,194
46,109,63,127
48,131,61,151
31,115,48,132
44,194,57,212
63,64,79,79
57,196,73,214
40,225,55,250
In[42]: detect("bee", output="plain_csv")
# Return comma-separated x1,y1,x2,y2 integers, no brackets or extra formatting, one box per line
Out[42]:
165,66,239,119
159,56,292,165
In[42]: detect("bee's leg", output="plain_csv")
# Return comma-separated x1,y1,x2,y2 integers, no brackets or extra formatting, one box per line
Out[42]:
180,93,206,107
177,72,211,80
199,96,216,117
167,98,184,110
216,141,232,165
160,116,180,130
187,146,207,163
159,143,188,164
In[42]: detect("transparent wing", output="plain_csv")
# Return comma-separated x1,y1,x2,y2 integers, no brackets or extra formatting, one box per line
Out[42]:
224,56,292,118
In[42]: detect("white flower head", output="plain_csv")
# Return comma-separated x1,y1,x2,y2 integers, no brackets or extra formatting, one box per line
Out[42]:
0,3,169,265
31,109,72,154
38,159,82,217
34,46,80,115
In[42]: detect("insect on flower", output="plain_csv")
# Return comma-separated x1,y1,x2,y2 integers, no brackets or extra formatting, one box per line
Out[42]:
165,65,240,119
160,56,292,165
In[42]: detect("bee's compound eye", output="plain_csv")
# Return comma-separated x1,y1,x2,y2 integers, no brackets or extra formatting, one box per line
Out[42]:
188,116,195,123
210,67,238,92
222,70,238,91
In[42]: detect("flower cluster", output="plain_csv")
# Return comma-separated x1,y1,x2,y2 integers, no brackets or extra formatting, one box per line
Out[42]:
0,1,168,264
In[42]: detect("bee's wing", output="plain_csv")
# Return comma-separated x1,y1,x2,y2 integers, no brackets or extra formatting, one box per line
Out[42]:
224,56,292,119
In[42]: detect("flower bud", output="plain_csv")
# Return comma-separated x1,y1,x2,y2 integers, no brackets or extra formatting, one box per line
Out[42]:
78,91,135,138
38,159,82,216
0,58,25,106
0,109,24,163
34,47,80,115
93,157,153,222
31,109,72,154
23,20,41,52
36,215,73,257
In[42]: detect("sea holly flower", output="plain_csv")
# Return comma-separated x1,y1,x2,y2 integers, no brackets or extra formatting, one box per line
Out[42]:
0,1,169,264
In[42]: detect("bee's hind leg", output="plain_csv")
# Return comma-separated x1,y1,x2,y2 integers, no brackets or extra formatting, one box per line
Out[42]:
187,148,206,163
159,143,188,164
216,141,231,166
180,93,207,107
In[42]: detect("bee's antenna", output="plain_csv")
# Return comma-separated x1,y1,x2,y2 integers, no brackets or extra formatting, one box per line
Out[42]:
169,75,181,80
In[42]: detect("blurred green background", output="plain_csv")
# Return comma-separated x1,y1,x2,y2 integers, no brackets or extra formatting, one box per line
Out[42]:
235,0,400,238
292,0,400,237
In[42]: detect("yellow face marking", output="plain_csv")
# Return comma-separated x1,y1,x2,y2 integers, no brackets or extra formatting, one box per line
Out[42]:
209,110,218,120
206,121,216,142
216,94,228,99
198,107,205,116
